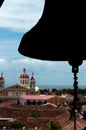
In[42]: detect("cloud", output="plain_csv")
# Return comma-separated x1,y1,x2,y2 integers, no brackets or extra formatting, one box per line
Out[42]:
0,58,5,63
0,59,10,73
0,0,45,32
11,57,70,72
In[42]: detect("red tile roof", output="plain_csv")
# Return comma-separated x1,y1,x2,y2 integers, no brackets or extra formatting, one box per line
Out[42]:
20,95,56,100
41,102,57,107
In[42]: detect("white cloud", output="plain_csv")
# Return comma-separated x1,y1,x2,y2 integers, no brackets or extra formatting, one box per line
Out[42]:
0,57,73,77
0,58,10,72
0,58,5,63
0,57,69,74
0,0,45,32
11,57,69,72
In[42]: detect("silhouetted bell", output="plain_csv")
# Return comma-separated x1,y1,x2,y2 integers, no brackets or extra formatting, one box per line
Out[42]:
18,0,86,66
0,0,4,7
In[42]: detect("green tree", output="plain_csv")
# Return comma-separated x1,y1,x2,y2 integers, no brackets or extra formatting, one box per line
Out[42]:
43,120,62,130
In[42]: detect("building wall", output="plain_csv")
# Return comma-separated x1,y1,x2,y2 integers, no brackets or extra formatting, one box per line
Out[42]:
48,96,66,106
19,95,66,106
4,89,30,96
3,86,40,97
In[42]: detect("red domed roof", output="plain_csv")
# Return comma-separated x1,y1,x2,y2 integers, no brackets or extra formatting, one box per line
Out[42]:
30,72,35,80
20,73,29,78
20,68,29,78
0,73,4,80
30,76,34,80
0,76,4,80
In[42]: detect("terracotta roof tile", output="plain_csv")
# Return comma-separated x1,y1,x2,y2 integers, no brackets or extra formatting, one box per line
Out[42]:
20,95,56,100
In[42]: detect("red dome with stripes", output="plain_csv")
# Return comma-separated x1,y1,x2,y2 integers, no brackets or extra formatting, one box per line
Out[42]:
20,68,29,78
0,76,4,80
0,73,4,80
30,72,35,80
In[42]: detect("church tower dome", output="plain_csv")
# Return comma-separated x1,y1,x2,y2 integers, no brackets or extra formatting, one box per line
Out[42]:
30,72,36,90
0,73,5,95
20,68,29,78
19,68,29,87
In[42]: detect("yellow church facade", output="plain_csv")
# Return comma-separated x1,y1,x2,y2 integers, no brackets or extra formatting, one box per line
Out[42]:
0,68,40,97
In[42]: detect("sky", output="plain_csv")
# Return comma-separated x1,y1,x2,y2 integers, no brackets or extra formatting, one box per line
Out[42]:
0,0,86,89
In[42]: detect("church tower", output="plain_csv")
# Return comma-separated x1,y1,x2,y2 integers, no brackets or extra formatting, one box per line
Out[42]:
19,68,29,88
30,72,36,93
0,73,5,95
